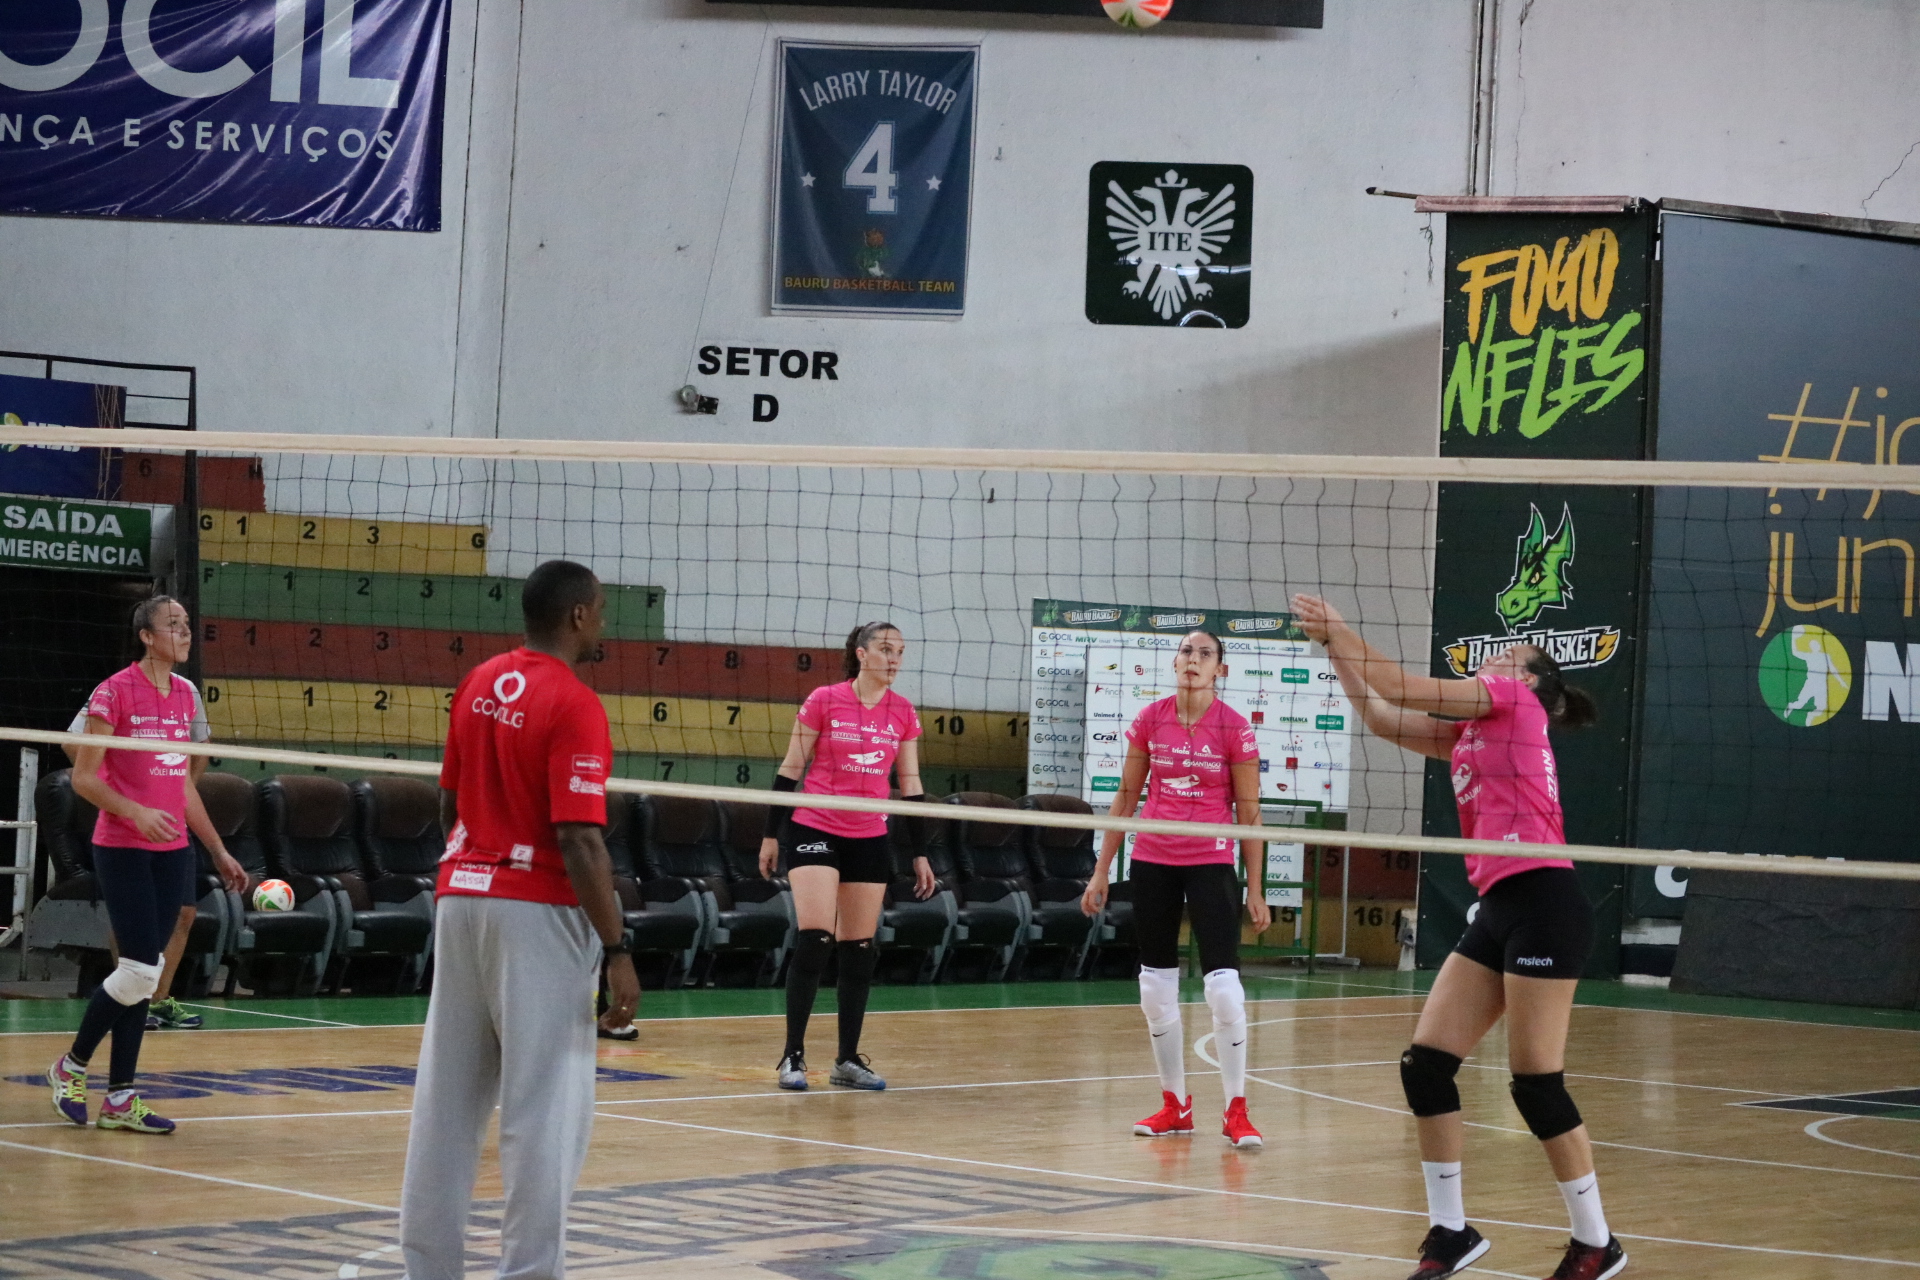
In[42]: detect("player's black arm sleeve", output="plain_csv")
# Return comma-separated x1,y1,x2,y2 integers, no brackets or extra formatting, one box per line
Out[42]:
900,791,930,858
770,772,799,842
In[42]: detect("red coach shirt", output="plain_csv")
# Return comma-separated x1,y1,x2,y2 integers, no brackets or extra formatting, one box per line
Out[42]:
437,648,613,906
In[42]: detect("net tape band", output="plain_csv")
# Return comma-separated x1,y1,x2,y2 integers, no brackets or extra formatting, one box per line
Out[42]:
6,425,1920,490
20,727,1919,884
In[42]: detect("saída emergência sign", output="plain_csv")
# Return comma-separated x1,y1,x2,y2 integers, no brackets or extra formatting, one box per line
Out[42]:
772,42,976,317
0,492,170,575
1440,212,1654,459
0,0,450,231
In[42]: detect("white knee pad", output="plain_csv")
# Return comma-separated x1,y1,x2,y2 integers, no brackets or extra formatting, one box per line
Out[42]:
102,956,163,1006
1203,967,1246,1027
1139,965,1182,1029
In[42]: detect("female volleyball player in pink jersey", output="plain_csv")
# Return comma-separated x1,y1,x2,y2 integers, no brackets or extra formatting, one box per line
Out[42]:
47,596,246,1135
1291,594,1623,1280
1081,630,1270,1149
759,621,936,1091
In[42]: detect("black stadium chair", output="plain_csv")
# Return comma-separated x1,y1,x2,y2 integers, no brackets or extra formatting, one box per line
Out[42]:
24,768,233,998
348,776,442,993
201,771,332,997
24,769,116,994
932,793,1030,982
637,796,787,987
603,793,702,988
717,800,797,980
259,775,430,995
875,802,958,984
1016,794,1101,980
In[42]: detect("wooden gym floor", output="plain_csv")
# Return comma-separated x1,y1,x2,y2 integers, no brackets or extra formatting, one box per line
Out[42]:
0,972,1916,1280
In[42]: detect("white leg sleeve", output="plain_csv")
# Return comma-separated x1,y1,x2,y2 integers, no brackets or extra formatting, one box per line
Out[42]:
1138,965,1185,1098
101,956,163,1006
1204,967,1248,1103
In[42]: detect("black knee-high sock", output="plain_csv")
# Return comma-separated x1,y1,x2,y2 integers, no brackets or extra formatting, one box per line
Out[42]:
69,987,126,1066
836,938,878,1064
784,929,834,1058
108,999,150,1090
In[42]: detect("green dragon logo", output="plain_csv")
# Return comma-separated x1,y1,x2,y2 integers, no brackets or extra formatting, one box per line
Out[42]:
1496,503,1576,633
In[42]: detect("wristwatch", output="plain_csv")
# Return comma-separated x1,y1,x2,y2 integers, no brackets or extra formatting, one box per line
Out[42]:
603,928,636,957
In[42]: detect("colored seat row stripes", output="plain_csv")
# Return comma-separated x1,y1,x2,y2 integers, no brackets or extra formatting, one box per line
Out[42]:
200,619,840,702
204,742,1023,799
197,508,490,576
197,563,665,638
202,679,1030,769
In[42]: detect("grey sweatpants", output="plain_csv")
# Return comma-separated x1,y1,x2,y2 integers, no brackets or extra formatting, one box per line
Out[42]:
399,895,599,1280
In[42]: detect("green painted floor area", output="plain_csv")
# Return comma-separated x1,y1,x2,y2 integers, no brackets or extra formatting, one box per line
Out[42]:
4,969,1918,1036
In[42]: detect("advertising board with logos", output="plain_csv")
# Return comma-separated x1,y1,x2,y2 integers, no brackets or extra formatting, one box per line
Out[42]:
1028,599,1352,905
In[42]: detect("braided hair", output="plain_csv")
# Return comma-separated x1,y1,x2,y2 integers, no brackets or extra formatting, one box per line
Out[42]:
843,620,900,680
1519,646,1598,729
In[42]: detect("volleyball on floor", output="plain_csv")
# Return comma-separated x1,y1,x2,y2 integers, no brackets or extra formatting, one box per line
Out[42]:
253,879,294,912
1103,0,1173,28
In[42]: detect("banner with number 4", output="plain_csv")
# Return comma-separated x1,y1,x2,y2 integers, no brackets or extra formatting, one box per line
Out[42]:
772,42,978,318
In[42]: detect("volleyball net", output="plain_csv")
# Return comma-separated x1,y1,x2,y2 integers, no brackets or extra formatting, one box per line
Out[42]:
4,424,1920,888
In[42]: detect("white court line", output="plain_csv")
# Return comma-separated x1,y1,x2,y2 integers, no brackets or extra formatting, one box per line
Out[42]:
594,1061,1398,1109
594,1109,1920,1268
1457,1061,1779,1096
1194,1034,1920,1184
178,1002,360,1027
1737,1084,1920,1106
0,1136,397,1212
0,1107,413,1131
890,1222,1536,1280
1805,1116,1920,1161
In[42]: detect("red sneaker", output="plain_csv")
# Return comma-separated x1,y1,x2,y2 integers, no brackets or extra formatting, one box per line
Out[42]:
1133,1091,1194,1136
1222,1096,1263,1148
1546,1236,1626,1280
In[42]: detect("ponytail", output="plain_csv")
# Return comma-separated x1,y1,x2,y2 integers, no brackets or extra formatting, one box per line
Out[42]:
1521,647,1598,729
843,620,898,680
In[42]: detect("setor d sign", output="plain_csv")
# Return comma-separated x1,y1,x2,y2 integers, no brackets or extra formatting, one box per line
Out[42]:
0,493,168,575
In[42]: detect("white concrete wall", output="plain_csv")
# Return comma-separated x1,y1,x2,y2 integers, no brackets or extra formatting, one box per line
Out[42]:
0,0,1472,456
1485,0,1920,222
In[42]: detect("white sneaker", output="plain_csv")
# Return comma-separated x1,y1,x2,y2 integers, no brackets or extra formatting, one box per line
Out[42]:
778,1051,808,1090
829,1055,886,1090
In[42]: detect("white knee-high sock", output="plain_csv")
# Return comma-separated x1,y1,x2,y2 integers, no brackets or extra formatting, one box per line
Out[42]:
1138,966,1186,1098
1203,968,1248,1104
1558,1172,1609,1247
1422,1161,1466,1231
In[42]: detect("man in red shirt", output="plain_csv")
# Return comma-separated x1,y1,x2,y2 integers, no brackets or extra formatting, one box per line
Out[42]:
399,560,640,1280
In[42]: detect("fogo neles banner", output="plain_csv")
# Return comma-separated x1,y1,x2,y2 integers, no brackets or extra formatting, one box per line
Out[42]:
1418,209,1656,974
0,0,450,230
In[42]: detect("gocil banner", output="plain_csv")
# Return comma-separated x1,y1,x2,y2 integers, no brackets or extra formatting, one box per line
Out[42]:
0,0,449,231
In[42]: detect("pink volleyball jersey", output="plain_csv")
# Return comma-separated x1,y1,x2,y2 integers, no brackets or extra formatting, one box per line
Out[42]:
794,682,922,839
82,664,201,851
1450,673,1574,893
1126,695,1260,866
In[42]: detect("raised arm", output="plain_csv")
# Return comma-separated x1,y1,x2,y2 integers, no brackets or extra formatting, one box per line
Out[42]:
1290,593,1490,720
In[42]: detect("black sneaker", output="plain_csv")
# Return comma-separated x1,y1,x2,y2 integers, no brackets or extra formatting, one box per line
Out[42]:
1406,1224,1490,1279
1547,1235,1626,1280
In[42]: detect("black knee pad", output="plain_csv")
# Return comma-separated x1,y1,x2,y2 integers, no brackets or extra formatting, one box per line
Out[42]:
792,928,834,975
1399,1044,1463,1117
836,937,877,979
1509,1071,1583,1140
